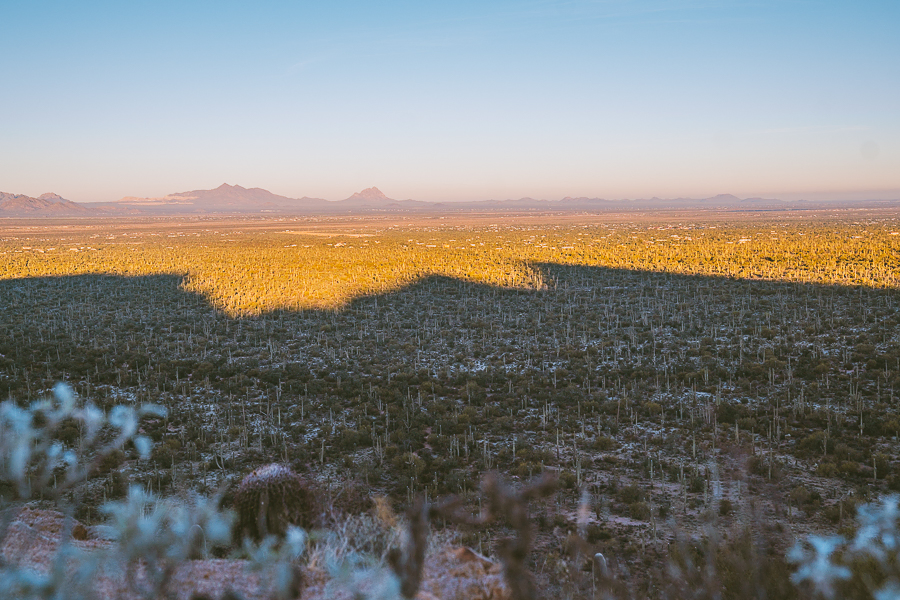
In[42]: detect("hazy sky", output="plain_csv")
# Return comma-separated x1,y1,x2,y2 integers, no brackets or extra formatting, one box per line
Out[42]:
1,0,898,203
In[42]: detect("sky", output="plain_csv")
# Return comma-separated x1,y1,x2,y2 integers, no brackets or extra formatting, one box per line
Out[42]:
1,0,898,203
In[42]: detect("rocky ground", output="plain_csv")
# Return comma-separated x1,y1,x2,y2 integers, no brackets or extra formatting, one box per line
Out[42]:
1,507,511,600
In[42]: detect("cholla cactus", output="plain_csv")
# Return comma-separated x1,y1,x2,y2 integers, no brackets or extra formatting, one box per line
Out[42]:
244,525,308,600
790,495,900,599
788,535,850,598
102,485,234,598
0,383,162,500
233,464,317,541
0,383,165,600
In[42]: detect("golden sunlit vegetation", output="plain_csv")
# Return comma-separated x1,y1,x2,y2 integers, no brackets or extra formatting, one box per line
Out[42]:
1,210,900,597
2,214,898,314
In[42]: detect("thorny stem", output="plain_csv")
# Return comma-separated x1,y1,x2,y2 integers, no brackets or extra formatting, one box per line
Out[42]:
389,496,462,599
435,472,558,600
480,472,557,600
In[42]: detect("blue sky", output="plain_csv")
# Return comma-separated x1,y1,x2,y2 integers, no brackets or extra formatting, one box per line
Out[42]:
1,0,897,202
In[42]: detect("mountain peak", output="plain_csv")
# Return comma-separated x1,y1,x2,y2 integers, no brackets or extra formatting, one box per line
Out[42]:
213,183,247,191
0,191,89,215
117,183,327,214
37,193,68,204
343,187,392,203
703,194,742,203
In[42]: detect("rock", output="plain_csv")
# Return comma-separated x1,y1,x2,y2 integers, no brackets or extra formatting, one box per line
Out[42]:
72,522,89,540
451,547,495,570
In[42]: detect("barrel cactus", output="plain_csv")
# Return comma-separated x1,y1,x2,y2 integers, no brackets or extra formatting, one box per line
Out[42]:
233,464,317,541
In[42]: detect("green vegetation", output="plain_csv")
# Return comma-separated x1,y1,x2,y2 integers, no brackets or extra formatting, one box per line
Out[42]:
1,211,899,596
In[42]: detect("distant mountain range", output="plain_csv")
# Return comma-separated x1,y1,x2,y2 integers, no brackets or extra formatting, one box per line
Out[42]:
0,191,90,215
116,183,321,213
1,185,897,217
113,184,435,213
